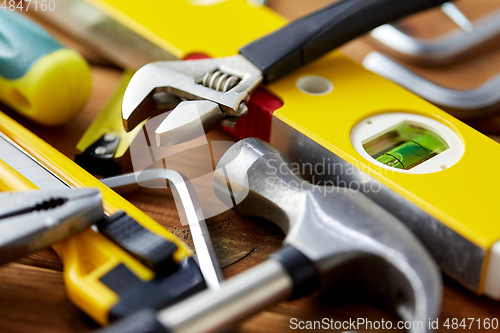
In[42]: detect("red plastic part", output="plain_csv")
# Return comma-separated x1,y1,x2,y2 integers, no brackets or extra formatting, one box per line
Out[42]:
183,53,211,61
183,53,283,142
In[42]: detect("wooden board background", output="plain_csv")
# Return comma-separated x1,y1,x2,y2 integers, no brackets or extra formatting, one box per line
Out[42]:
1,0,500,332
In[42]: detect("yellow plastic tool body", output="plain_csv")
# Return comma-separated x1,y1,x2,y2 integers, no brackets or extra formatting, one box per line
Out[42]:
87,0,500,296
77,71,144,158
0,111,191,325
86,0,286,59
0,48,92,126
0,158,38,191
271,55,499,248
0,10,92,126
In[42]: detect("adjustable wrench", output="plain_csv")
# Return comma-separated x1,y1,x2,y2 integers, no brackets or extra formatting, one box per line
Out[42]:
122,0,449,146
99,138,441,333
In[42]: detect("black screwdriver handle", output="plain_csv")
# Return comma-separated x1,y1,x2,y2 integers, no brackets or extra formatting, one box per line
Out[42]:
240,0,449,83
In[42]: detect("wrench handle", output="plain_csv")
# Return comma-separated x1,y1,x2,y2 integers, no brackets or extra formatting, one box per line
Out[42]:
240,0,448,83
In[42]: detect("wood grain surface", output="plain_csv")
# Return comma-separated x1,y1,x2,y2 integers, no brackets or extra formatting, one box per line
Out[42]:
1,0,500,332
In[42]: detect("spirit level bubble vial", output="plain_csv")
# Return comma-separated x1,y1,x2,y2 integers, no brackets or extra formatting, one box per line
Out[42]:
351,112,464,173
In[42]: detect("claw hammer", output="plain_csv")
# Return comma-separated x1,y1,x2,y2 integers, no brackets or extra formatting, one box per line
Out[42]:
99,138,441,333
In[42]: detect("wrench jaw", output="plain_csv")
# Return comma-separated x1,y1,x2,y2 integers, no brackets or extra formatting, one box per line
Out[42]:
154,100,224,147
214,138,442,332
122,55,263,144
122,62,186,131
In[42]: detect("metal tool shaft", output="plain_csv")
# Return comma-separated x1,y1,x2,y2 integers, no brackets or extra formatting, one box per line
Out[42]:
157,259,293,333
370,8,500,64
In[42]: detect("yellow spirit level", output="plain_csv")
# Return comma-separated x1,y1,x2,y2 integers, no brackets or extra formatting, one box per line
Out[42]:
85,0,500,298
0,110,194,325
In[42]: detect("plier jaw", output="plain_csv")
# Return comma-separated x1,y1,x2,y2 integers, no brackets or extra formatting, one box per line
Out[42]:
0,188,104,266
122,55,262,147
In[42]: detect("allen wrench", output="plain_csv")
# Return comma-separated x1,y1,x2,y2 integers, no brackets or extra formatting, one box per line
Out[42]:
363,51,500,118
370,4,500,65
101,168,223,290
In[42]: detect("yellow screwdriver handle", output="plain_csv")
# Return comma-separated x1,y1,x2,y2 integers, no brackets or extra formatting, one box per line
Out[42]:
0,11,91,126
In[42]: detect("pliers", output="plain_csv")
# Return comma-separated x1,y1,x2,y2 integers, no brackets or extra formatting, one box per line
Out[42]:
0,188,104,266
121,0,449,147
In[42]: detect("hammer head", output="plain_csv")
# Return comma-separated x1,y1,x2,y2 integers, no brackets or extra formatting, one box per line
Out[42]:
214,138,441,332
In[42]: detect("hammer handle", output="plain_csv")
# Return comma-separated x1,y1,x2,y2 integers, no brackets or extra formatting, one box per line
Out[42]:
95,259,293,333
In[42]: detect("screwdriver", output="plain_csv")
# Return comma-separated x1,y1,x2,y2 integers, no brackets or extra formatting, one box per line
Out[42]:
0,11,91,126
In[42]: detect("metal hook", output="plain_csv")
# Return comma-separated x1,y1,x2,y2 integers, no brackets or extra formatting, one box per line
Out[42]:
370,7,500,64
363,51,500,118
